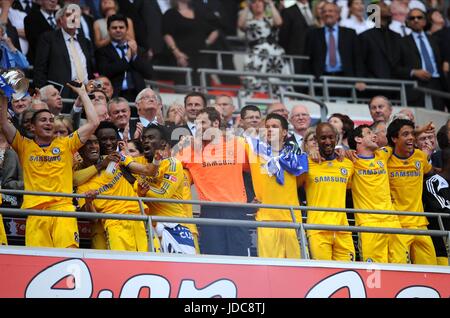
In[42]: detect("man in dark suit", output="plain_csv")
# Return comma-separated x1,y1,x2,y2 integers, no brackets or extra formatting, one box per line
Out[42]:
305,2,365,96
394,8,448,111
117,0,163,60
24,0,58,63
33,3,94,102
107,97,140,141
12,0,35,14
306,2,363,79
359,2,401,80
279,0,314,75
96,14,153,102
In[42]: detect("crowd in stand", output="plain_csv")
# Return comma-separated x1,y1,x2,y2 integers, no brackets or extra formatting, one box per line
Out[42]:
0,0,448,266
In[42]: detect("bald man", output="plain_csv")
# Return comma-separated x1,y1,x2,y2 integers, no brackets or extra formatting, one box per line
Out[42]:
267,102,289,120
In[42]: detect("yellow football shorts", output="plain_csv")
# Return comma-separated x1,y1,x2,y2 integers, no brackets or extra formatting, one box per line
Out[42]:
25,202,79,248
105,219,148,252
400,226,437,265
309,231,355,261
359,221,408,263
91,219,107,250
257,226,301,259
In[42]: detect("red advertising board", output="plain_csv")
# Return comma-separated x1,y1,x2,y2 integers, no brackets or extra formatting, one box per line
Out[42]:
0,247,449,298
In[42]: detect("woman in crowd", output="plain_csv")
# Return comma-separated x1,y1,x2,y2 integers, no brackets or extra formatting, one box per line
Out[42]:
0,128,23,209
340,0,375,35
238,0,291,97
163,0,219,85
312,0,327,27
301,127,318,155
0,23,28,70
93,0,135,48
54,115,74,138
165,103,186,128
328,113,354,150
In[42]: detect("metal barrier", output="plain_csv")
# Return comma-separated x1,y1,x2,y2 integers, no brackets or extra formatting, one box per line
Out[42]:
200,49,309,75
414,86,450,110
320,76,417,106
153,65,193,88
198,68,316,98
1,189,449,263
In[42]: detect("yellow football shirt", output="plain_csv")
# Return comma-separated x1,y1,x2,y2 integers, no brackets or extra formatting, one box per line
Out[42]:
388,149,432,227
143,157,186,218
182,169,198,235
77,167,142,216
248,151,302,222
12,131,83,209
300,157,354,227
352,148,398,225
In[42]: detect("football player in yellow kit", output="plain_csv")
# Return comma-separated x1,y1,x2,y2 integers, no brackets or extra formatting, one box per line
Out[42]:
75,122,160,251
348,125,407,263
76,134,148,252
136,124,196,254
248,113,305,259
299,123,355,261
0,82,99,248
386,119,437,265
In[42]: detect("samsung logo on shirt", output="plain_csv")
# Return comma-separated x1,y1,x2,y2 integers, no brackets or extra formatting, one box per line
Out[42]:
202,160,236,168
29,155,61,162
314,176,348,183
358,169,387,176
390,171,420,178
98,172,123,194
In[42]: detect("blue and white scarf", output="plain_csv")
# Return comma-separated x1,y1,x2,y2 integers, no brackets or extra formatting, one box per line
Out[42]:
246,136,308,185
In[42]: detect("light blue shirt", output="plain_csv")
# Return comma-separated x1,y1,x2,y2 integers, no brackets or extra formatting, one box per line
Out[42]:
412,31,439,78
324,24,342,73
0,43,29,70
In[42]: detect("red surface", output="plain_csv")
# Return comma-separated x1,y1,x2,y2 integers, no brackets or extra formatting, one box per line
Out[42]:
0,252,448,298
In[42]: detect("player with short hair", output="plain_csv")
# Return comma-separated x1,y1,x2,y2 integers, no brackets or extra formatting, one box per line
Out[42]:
0,83,99,248
176,107,251,256
348,125,408,263
76,134,148,252
387,119,437,265
299,123,356,261
247,113,306,258
136,124,196,254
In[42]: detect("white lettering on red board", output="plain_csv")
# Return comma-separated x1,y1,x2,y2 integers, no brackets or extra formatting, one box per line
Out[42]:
23,259,444,298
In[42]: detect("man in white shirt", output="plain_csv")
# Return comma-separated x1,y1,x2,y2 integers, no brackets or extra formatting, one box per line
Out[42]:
286,104,311,150
135,88,162,128
182,92,207,136
389,0,412,37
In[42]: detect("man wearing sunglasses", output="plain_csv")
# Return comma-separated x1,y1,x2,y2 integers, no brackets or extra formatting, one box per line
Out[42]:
395,8,447,111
